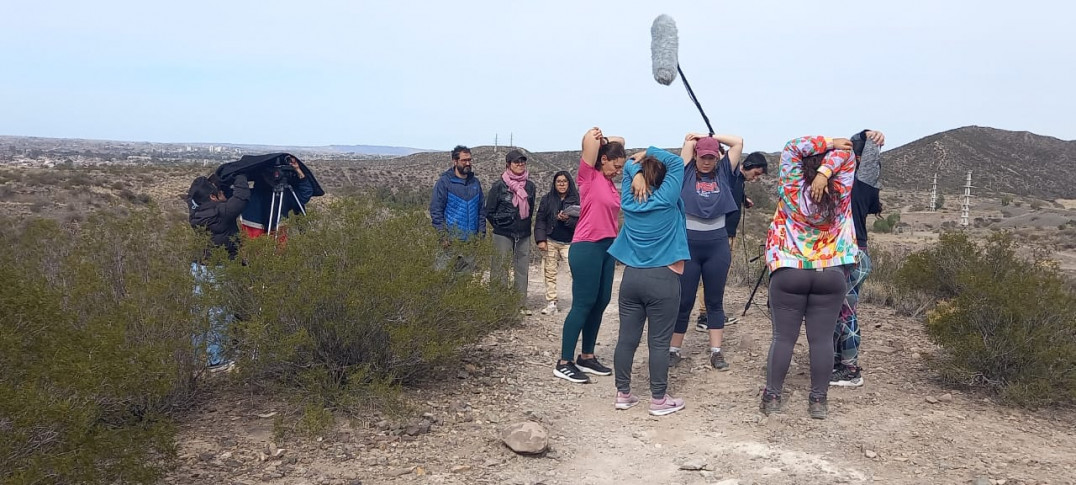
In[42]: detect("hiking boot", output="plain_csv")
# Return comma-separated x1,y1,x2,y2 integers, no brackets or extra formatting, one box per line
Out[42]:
520,307,533,316
808,396,828,419
709,350,730,371
576,355,612,376
669,350,683,368
725,316,739,325
648,394,686,416
759,389,783,415
540,301,558,315
553,362,590,383
615,392,640,410
695,313,708,332
830,365,864,387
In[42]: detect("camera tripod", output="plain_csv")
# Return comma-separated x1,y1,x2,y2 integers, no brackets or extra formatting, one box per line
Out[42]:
266,181,307,237
741,243,770,317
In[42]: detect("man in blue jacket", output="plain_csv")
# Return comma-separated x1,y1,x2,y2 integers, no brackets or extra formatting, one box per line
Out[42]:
430,145,485,272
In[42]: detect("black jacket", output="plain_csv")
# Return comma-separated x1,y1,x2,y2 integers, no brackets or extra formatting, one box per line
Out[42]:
190,174,250,259
486,178,536,239
851,180,882,248
533,170,580,244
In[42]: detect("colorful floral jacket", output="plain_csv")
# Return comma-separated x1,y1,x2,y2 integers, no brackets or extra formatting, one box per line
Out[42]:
766,136,859,271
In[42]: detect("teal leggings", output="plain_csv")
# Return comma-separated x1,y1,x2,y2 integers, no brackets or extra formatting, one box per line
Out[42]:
560,238,616,362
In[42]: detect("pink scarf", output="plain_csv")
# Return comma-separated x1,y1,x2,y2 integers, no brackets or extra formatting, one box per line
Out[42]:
502,169,530,219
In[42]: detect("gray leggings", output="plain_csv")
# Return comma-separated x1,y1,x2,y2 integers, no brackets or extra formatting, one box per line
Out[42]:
765,267,847,400
615,266,681,399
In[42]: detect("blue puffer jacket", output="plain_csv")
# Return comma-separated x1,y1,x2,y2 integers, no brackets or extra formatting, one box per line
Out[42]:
430,168,485,239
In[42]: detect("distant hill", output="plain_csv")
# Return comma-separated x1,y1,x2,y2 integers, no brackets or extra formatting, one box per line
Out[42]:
883,126,1076,199
325,145,433,156
0,135,433,158
343,146,578,193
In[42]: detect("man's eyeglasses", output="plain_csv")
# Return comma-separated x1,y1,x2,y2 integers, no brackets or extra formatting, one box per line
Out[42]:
458,158,473,164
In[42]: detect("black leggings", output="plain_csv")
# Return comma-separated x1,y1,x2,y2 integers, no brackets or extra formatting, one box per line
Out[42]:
765,267,847,400
676,231,731,332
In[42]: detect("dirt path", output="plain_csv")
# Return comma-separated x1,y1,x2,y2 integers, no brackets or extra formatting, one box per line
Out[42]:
167,266,1076,485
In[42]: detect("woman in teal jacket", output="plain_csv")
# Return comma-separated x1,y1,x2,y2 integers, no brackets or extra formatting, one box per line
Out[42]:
608,146,691,417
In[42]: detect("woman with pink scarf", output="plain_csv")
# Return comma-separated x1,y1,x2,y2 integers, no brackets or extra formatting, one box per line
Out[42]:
486,149,538,314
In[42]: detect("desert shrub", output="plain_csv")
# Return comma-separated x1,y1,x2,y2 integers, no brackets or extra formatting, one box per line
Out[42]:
858,246,934,316
0,210,209,484
897,232,1076,406
1000,195,1013,206
215,198,519,412
934,194,945,210
872,217,892,233
727,234,767,288
1030,200,1043,210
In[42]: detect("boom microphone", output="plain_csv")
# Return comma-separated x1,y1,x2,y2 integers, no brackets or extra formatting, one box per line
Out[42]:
651,14,678,85
650,14,715,135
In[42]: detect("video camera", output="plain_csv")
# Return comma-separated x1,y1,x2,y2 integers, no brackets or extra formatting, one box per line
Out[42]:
214,153,325,197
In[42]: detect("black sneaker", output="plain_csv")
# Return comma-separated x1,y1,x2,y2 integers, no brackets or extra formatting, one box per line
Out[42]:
669,350,683,368
553,362,590,383
709,350,730,371
725,316,739,325
760,389,783,415
695,313,708,332
576,355,612,376
830,365,864,387
808,396,828,419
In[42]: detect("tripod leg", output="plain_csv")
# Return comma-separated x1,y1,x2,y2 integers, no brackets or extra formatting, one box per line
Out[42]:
274,192,285,236
288,186,307,216
743,264,768,317
267,190,278,234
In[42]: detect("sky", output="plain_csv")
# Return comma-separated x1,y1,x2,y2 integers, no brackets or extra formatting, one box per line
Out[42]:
3,0,1074,153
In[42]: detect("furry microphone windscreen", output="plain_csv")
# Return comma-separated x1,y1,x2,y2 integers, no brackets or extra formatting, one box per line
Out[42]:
651,14,679,86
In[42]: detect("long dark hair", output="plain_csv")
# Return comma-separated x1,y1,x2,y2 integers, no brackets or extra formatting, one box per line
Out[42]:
802,153,839,222
640,156,667,188
545,170,579,204
595,141,626,171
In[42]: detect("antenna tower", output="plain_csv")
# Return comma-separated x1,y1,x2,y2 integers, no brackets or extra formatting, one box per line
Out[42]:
960,171,973,227
929,173,938,212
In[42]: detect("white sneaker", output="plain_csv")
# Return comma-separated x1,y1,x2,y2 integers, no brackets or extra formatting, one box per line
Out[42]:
208,360,236,374
541,301,558,315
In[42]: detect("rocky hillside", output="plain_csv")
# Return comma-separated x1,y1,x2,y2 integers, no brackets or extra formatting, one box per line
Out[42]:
882,126,1076,199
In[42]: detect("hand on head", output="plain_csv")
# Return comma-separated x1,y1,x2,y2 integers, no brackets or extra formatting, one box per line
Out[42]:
832,138,853,151
809,174,829,203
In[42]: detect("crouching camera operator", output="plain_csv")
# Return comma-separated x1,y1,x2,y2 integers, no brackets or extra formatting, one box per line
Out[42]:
187,173,251,372
238,155,314,240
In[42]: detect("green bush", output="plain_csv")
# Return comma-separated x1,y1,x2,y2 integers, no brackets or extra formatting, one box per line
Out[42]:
1001,195,1013,206
872,217,891,233
215,198,519,413
0,195,521,477
934,194,945,211
0,209,208,484
897,232,1076,406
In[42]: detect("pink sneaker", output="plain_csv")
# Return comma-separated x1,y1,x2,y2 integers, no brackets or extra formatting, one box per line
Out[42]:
648,394,686,416
615,392,640,410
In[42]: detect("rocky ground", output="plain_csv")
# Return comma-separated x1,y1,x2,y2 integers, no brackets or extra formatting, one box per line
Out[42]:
167,266,1076,485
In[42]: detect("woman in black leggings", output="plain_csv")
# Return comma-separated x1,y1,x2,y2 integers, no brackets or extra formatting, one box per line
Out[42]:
761,135,858,419
669,132,744,370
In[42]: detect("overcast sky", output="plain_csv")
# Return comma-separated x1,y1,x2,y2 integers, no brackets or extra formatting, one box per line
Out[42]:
3,0,1073,153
